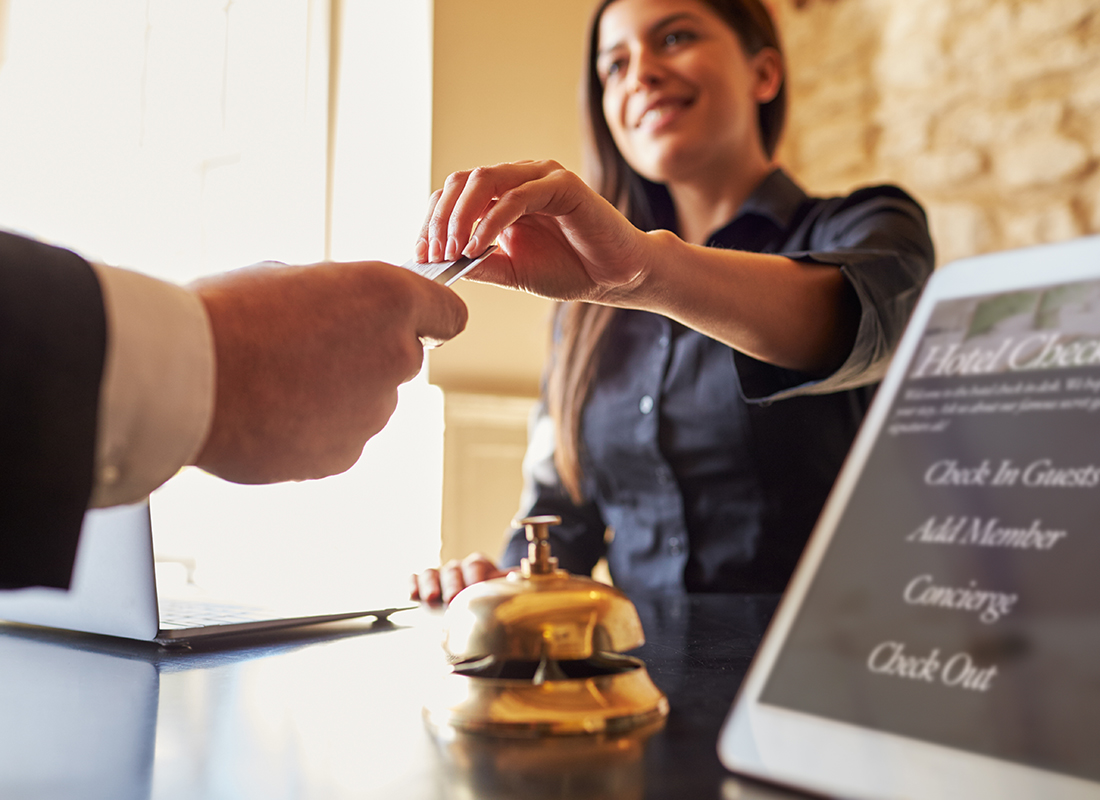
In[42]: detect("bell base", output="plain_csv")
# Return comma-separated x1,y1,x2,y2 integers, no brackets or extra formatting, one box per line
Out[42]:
424,657,669,738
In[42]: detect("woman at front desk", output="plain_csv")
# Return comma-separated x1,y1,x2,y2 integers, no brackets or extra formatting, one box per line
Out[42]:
412,0,934,604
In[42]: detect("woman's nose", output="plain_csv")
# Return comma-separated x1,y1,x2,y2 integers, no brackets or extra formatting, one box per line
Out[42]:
626,47,665,90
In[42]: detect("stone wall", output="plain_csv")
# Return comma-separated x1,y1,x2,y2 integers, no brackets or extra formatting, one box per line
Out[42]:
773,0,1100,265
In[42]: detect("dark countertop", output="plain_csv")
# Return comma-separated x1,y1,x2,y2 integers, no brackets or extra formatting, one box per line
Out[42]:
0,592,813,799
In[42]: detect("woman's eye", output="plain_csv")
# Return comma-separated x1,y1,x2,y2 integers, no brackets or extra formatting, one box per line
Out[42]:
663,29,696,47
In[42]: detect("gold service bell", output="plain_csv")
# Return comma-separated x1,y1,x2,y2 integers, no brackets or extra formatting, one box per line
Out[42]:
424,516,669,737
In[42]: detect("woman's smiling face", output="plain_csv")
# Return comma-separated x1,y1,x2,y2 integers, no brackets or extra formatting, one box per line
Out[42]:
595,0,780,187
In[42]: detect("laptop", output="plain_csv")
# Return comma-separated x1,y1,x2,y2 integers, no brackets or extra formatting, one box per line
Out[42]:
718,236,1100,798
0,501,408,645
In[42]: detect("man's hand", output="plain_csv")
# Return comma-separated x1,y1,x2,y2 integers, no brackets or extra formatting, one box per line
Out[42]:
191,260,467,484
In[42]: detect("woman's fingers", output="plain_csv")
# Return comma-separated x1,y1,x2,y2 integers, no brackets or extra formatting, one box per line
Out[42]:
460,552,505,587
418,161,567,263
414,159,649,302
440,559,473,603
411,567,442,604
415,189,445,263
416,168,476,263
432,169,479,261
468,171,585,257
411,553,505,606
461,162,576,258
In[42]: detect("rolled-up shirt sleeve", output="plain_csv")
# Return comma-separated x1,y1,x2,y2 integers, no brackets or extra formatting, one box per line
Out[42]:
733,186,935,402
89,263,215,507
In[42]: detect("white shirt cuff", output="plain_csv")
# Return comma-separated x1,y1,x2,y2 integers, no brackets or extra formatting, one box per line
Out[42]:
89,263,215,507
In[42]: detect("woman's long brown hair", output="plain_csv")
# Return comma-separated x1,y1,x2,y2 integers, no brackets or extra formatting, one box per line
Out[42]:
549,0,787,503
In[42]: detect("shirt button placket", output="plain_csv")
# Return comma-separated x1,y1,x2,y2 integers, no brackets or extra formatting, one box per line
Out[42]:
655,465,673,486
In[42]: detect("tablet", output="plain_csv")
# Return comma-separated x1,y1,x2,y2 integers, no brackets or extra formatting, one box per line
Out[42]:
718,235,1100,799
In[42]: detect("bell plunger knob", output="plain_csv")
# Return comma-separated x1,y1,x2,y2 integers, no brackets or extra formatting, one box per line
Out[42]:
520,515,561,577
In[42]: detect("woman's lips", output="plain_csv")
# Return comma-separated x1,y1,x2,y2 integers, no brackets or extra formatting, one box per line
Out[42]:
635,97,692,130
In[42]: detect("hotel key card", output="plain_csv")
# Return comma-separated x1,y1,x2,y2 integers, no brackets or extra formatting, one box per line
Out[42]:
401,245,498,286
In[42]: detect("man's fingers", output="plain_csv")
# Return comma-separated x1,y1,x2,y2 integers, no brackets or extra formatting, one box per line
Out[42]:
412,280,468,346
358,388,401,442
189,259,468,486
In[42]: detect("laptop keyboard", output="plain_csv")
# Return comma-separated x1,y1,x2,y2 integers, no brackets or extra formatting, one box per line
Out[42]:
158,598,275,630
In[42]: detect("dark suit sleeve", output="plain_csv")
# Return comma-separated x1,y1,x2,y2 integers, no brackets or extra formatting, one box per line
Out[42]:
0,231,107,589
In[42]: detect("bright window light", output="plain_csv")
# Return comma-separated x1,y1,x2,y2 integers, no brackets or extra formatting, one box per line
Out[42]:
0,0,441,607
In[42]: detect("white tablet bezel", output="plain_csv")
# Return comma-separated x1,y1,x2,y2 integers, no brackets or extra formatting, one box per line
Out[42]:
718,236,1100,800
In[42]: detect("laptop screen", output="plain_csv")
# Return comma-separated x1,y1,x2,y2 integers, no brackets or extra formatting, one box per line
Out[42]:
0,504,161,639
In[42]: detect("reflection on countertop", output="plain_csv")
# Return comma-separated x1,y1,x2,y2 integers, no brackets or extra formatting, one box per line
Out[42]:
0,595,792,800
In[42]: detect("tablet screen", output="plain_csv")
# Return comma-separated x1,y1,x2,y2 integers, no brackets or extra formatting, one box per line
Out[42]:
760,278,1100,784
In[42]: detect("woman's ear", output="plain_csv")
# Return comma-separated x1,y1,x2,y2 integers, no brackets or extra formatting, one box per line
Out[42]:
750,47,783,104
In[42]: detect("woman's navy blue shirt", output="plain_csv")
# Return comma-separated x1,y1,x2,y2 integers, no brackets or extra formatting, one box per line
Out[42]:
501,169,935,593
